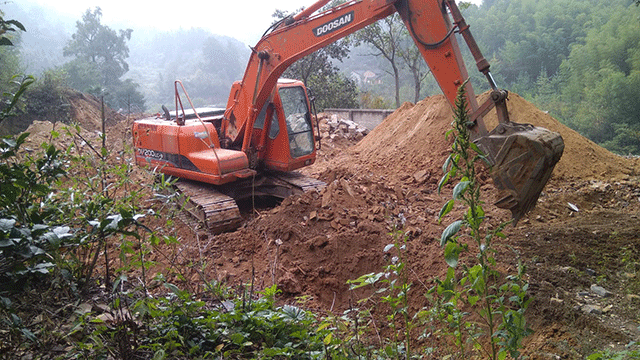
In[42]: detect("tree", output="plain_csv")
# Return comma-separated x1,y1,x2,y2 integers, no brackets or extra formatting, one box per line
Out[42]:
559,3,640,153
355,14,404,108
63,7,132,88
62,7,145,111
398,31,431,103
309,72,358,110
0,11,25,46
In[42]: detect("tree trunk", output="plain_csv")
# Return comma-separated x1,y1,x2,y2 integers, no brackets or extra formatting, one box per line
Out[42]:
393,63,400,108
412,67,421,103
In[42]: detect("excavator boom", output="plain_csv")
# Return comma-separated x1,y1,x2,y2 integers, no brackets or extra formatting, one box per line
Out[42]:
221,0,564,220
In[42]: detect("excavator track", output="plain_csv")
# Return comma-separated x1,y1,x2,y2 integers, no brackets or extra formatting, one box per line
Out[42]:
174,180,243,234
173,172,325,234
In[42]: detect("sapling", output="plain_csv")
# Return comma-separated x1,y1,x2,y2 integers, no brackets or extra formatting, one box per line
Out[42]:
435,82,531,359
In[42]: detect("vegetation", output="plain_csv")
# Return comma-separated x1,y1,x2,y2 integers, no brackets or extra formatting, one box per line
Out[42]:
463,0,640,154
62,7,145,112
355,14,405,108
435,84,531,359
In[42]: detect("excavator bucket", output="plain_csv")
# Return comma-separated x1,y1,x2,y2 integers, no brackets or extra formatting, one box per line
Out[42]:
477,122,564,222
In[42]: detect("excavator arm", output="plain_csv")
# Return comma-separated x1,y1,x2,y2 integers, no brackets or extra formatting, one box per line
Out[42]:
224,0,479,147
221,0,564,221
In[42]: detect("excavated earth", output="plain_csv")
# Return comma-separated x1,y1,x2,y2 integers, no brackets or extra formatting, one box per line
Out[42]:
23,91,640,358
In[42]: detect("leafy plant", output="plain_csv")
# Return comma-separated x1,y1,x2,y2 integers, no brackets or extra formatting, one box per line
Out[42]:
347,229,421,359
67,282,339,359
434,82,532,359
0,133,68,285
587,342,640,360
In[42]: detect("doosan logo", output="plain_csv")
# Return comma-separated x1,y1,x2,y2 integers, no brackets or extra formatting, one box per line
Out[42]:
313,11,354,37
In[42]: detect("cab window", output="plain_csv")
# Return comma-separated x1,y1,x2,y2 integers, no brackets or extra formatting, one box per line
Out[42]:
278,86,314,158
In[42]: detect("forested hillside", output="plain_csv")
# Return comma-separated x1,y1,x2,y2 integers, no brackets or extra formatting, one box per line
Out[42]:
126,28,250,110
344,0,640,154
466,0,640,154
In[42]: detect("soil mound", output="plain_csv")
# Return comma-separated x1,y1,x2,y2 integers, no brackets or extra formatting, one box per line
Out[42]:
66,91,126,132
354,92,639,184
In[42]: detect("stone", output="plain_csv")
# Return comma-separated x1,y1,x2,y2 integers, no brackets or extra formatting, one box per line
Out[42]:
581,304,602,315
590,284,613,298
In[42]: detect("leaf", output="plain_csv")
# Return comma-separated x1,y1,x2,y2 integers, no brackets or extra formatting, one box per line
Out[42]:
469,141,484,156
152,349,166,360
498,350,507,360
0,38,13,46
0,218,16,233
0,239,15,248
323,333,333,345
440,220,462,246
164,283,180,295
437,172,450,193
438,199,455,220
6,20,26,32
452,180,470,199
442,154,452,173
2,138,17,148
21,328,38,343
444,241,460,268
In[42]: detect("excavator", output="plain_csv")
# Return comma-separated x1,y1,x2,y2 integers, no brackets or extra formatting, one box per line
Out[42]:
132,0,564,233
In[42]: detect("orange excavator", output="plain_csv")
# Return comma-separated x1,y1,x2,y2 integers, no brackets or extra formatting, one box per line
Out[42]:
132,0,564,233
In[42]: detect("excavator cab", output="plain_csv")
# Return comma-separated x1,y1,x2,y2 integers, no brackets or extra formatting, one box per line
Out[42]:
251,79,318,172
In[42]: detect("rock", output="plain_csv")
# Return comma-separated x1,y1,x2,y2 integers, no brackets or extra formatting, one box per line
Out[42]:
309,236,329,250
581,304,603,315
412,169,428,183
340,178,356,197
627,294,640,302
550,297,563,304
322,190,332,208
590,284,613,297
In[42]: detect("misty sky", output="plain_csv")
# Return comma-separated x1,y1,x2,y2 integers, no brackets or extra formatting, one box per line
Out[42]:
13,0,482,45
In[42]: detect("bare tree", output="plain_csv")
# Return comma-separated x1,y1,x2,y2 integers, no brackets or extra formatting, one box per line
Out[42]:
398,31,431,103
355,14,404,108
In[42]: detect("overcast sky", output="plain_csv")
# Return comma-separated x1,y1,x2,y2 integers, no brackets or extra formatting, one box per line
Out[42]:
14,0,482,45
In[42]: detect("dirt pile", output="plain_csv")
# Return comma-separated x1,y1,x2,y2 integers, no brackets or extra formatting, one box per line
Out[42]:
13,89,640,357
202,93,640,311
65,91,126,133
352,92,640,184
201,92,639,357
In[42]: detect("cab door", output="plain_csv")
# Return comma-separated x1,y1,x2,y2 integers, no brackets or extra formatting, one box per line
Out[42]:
258,82,317,171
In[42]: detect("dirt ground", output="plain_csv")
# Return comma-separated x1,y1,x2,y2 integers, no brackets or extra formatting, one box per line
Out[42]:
24,90,640,358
